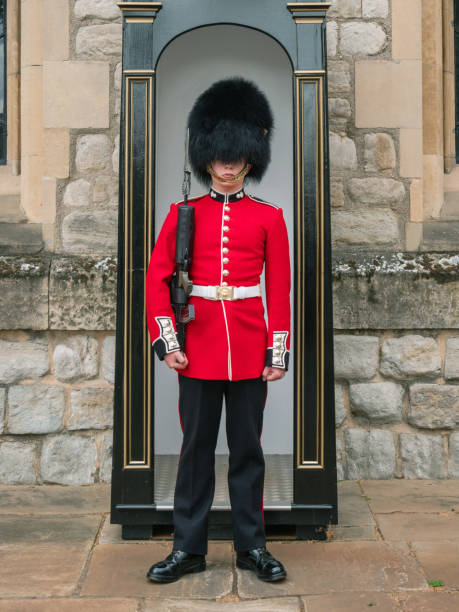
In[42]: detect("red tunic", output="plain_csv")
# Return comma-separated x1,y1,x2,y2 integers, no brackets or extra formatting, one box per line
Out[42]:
145,187,291,381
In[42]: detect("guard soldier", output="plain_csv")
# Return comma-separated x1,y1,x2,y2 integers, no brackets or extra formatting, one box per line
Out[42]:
145,77,291,583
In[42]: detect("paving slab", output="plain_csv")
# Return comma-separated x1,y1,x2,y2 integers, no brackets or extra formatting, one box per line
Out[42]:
376,512,459,542
144,597,301,611
81,542,233,599
327,525,378,541
302,591,402,611
336,480,375,526
411,541,459,589
0,515,101,545
0,544,91,597
0,484,110,515
236,541,427,598
403,592,459,611
0,598,138,612
360,480,459,513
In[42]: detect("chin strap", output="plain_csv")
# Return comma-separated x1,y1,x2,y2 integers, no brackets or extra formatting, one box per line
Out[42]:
206,163,250,183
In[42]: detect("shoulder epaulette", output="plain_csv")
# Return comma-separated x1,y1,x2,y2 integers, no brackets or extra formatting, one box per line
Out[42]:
176,193,207,205
247,193,280,209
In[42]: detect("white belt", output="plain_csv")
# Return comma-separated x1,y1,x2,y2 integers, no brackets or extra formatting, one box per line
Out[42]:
190,283,262,301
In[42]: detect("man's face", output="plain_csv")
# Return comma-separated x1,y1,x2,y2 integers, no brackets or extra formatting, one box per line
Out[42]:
211,159,246,179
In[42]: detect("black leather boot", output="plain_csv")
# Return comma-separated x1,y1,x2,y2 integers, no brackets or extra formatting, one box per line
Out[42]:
146,549,206,583
236,546,287,582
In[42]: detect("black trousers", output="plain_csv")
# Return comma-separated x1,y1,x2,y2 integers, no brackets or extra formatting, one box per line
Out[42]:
173,374,268,555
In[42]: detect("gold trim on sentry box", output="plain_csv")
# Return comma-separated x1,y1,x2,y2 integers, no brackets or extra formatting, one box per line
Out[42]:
294,17,324,23
117,1,163,11
125,17,155,23
123,70,156,74
286,2,332,11
295,75,325,470
123,75,153,469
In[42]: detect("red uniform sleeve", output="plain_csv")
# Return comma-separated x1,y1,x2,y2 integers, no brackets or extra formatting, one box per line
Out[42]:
264,207,291,370
145,203,181,361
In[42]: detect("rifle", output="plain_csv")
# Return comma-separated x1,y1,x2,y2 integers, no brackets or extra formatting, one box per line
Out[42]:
169,129,195,352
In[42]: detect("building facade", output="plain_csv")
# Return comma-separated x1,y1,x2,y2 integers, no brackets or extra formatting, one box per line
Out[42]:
0,0,458,484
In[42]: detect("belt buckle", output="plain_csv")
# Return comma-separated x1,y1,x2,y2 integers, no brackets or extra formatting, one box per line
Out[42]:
216,285,234,300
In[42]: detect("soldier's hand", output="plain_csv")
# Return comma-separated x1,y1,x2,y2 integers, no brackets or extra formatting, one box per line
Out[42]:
262,366,286,381
164,350,189,370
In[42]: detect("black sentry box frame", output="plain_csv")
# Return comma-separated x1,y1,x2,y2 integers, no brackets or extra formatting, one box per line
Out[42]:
110,0,337,541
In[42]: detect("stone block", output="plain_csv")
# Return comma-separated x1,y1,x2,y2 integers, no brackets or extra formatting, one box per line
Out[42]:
44,128,70,179
328,98,351,120
328,61,351,93
349,382,404,424
364,133,395,173
326,21,337,57
332,252,459,329
445,338,459,380
362,0,389,18
392,0,422,60
75,24,122,58
348,178,405,204
380,335,442,379
408,384,459,430
49,256,117,330
63,179,92,208
74,0,121,19
336,435,344,481
400,128,423,178
330,132,357,170
93,175,118,206
344,429,396,479
400,433,445,478
336,0,361,18
75,134,112,174
100,430,113,482
334,335,379,380
331,208,401,246
0,222,43,255
62,210,118,254
355,60,422,128
330,179,345,208
340,22,387,56
449,433,459,477
422,221,459,251
67,388,114,430
40,434,98,484
102,335,116,384
0,388,4,434
335,384,346,427
0,441,36,483
53,335,99,382
8,385,65,434
0,338,49,384
44,61,110,129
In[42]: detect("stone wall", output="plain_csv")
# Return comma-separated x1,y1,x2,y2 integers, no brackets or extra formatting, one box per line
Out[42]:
0,252,457,483
0,1,457,482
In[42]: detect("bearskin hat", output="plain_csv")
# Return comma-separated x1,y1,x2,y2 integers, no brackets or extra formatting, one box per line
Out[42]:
187,77,274,186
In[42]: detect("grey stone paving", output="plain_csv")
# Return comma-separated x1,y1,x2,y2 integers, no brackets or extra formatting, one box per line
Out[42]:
0,480,458,610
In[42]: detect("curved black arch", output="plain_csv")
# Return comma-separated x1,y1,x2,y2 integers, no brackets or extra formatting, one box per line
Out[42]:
154,22,295,72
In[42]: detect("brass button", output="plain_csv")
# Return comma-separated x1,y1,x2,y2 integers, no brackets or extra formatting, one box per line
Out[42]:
222,236,229,243
222,247,229,253
224,205,230,211
221,281,228,286
223,257,229,263
222,269,229,276
224,215,230,221
223,225,229,231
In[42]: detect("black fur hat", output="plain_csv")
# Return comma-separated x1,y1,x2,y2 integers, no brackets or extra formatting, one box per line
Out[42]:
187,77,274,186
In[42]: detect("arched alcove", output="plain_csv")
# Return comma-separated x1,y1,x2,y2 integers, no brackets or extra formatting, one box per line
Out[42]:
154,25,294,464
